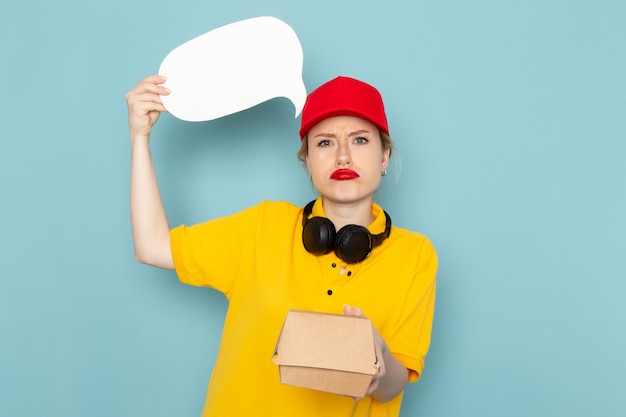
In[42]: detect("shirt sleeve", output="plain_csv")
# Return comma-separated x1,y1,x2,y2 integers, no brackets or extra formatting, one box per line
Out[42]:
170,204,262,297
389,236,438,382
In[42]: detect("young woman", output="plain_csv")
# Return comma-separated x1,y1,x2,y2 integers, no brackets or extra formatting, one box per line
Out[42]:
126,75,437,417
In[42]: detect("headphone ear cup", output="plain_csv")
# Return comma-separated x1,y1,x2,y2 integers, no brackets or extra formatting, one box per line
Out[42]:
334,225,373,264
302,216,336,255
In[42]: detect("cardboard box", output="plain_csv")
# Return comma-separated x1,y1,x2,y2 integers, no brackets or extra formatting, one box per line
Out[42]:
272,309,377,398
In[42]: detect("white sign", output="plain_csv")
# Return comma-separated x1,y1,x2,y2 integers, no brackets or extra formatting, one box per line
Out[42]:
159,16,306,122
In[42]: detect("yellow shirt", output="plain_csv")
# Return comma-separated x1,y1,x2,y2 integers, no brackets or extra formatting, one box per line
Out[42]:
170,198,437,417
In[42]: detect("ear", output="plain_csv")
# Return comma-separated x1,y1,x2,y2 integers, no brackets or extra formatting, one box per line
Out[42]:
304,157,312,181
381,146,391,171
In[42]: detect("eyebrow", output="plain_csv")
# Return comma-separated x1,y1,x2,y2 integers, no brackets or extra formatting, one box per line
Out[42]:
312,129,372,139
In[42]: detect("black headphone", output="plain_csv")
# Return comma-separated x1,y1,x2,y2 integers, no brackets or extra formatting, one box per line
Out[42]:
301,200,392,264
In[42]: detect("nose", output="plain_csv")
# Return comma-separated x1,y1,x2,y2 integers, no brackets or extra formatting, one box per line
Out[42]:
335,141,352,166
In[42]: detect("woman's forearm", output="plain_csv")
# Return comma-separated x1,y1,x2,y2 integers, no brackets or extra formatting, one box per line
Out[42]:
130,135,174,270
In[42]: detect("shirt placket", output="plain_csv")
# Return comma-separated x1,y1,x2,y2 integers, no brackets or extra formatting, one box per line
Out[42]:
316,255,361,311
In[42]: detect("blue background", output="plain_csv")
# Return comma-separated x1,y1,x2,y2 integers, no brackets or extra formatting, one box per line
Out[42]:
1,1,624,416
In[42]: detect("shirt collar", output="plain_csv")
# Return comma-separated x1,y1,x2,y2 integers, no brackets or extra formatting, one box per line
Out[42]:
310,197,388,235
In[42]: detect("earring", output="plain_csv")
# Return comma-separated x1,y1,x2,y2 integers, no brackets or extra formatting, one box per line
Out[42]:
381,169,387,177
308,173,312,181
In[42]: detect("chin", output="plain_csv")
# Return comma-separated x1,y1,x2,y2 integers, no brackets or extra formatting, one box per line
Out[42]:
316,183,376,203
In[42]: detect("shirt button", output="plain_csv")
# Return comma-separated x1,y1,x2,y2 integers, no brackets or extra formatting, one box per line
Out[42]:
347,271,352,277
327,289,333,296
331,263,337,268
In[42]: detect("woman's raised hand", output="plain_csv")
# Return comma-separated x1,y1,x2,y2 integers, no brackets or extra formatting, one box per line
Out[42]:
125,75,170,141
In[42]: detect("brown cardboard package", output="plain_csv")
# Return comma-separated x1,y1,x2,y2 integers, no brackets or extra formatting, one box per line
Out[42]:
272,310,377,398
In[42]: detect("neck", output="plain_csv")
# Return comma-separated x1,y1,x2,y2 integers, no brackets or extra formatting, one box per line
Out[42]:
321,198,375,230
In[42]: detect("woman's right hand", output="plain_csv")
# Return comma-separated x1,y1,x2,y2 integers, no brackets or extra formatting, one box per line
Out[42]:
125,75,170,141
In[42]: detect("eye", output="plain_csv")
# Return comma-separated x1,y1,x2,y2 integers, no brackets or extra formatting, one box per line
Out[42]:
354,136,369,144
317,139,332,147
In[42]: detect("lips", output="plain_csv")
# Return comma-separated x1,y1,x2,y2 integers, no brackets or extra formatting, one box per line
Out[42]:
330,169,360,180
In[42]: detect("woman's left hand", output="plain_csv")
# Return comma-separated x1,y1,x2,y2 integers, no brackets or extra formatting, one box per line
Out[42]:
343,304,389,398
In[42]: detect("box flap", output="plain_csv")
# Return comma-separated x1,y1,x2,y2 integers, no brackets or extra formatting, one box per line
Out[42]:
273,310,377,375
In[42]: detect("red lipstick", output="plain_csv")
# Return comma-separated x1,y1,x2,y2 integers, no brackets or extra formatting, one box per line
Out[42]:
331,169,360,180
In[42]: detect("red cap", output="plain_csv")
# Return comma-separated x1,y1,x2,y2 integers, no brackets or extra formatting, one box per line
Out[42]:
299,76,389,139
